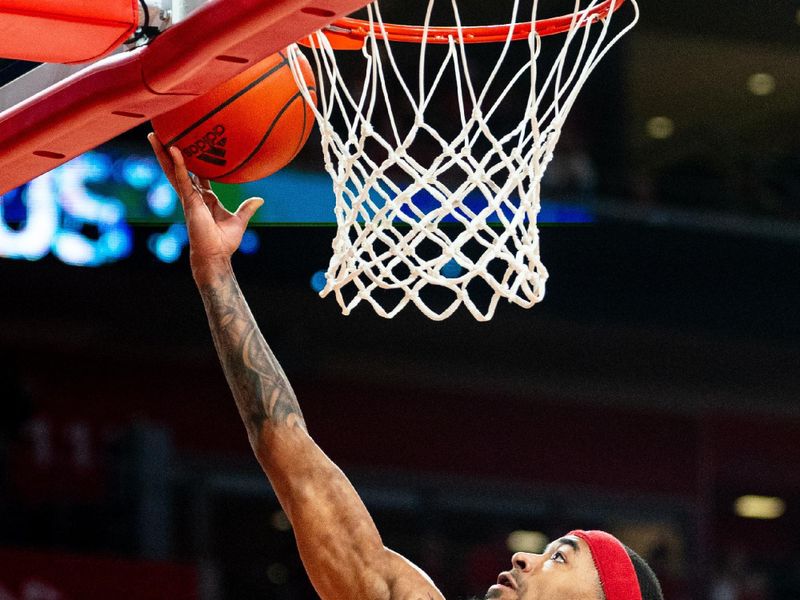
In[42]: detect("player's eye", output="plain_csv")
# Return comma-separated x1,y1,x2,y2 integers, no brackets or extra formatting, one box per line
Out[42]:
550,550,567,563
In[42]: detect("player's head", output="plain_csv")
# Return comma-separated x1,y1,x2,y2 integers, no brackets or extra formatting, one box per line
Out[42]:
484,530,663,600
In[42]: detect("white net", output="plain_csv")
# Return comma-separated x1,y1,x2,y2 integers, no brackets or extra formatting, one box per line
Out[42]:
288,0,639,320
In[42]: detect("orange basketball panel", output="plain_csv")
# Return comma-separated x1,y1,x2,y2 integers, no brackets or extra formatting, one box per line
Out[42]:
214,91,316,183
153,53,288,144
0,0,138,63
151,51,317,183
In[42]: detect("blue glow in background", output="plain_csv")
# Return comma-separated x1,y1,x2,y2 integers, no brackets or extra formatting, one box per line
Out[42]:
0,149,594,267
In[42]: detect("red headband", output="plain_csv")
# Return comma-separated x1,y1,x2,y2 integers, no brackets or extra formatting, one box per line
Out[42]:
569,530,642,600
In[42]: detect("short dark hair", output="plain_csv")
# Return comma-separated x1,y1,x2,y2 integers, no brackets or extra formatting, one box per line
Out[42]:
625,545,664,600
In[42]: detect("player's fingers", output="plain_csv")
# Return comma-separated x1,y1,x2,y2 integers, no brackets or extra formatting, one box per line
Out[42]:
194,177,216,205
147,133,178,188
169,146,203,208
192,176,223,213
235,197,265,224
189,173,207,196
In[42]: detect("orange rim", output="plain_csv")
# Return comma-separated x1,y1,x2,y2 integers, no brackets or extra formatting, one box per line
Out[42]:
303,0,627,50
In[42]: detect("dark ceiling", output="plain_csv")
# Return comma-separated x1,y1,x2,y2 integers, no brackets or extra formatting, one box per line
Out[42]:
640,0,800,46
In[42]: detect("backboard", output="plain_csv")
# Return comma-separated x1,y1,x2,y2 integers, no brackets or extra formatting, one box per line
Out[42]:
0,0,370,195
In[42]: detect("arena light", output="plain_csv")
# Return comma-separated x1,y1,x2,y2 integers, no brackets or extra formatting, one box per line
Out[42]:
734,495,786,520
310,270,327,294
266,562,289,585
270,510,292,532
646,116,675,140
239,230,261,255
506,530,548,554
747,73,776,97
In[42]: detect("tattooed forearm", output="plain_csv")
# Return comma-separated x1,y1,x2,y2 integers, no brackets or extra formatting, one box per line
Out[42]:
198,271,306,447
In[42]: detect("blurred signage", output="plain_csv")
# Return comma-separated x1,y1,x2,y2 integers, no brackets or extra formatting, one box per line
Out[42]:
0,149,259,267
0,147,593,268
0,548,197,600
0,153,135,267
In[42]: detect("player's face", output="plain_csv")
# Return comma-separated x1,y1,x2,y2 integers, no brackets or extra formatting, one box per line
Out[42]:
484,535,601,600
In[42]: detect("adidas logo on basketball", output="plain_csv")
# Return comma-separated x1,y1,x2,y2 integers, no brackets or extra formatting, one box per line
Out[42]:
183,124,228,166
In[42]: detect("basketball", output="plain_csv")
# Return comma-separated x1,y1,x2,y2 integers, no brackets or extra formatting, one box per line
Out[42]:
150,49,316,184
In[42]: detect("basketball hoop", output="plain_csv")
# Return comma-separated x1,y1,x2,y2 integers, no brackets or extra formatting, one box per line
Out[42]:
288,0,639,321
304,0,627,49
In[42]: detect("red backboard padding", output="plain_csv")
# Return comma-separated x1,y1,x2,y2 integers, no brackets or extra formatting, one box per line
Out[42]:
0,0,139,63
0,0,369,195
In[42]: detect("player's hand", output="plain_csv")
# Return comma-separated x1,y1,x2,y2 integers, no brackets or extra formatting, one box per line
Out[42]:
148,132,263,265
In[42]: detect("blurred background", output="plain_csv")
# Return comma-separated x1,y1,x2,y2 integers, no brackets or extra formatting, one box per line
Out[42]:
0,1,799,598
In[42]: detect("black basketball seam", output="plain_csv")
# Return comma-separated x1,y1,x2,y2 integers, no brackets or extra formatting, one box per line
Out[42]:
292,89,312,160
163,51,289,148
214,87,316,181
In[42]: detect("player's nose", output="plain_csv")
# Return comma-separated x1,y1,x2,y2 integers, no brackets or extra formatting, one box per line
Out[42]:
511,552,542,573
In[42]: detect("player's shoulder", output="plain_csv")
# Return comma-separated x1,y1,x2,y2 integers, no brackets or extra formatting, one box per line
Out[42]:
382,547,446,600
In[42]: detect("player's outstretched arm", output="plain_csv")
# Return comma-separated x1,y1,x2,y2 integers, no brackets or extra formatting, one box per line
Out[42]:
148,134,443,600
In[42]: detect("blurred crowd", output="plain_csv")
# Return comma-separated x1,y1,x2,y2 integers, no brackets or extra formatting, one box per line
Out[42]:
1,360,799,599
